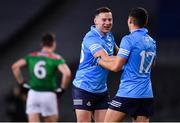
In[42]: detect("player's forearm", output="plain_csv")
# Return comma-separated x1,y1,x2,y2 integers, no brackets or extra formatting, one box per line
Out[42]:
99,56,123,72
58,64,71,89
61,77,70,89
101,55,116,62
61,72,71,89
98,59,115,71
12,67,24,84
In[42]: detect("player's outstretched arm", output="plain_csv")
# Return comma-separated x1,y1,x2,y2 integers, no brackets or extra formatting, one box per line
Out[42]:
98,56,127,72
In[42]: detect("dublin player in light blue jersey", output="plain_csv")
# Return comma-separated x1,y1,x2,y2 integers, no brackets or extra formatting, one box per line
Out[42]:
98,7,156,122
72,7,118,122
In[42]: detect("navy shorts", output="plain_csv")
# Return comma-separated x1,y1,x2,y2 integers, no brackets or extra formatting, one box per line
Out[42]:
72,85,110,111
109,96,154,117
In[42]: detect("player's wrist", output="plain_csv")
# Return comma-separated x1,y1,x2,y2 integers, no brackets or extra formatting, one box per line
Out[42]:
19,81,27,86
56,87,65,98
18,81,30,94
56,87,65,93
19,82,24,88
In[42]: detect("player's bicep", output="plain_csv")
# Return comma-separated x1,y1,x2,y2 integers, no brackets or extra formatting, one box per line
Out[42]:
84,37,104,56
58,64,71,76
12,58,27,69
117,36,132,59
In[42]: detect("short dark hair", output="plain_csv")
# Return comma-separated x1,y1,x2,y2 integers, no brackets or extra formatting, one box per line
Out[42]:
129,7,148,28
41,32,56,47
94,7,112,17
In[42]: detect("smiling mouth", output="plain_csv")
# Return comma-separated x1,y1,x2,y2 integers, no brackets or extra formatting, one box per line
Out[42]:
104,27,111,30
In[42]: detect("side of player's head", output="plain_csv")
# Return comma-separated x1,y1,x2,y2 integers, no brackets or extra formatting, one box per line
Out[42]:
94,7,112,18
41,32,56,47
129,7,148,28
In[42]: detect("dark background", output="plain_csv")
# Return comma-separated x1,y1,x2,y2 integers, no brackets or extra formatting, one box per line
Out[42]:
0,0,180,121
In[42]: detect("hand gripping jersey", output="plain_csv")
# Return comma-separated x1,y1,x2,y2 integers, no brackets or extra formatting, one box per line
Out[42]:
73,25,116,93
24,51,65,91
117,28,156,98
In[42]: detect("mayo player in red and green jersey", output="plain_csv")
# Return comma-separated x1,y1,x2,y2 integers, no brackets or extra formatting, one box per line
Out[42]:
11,32,71,122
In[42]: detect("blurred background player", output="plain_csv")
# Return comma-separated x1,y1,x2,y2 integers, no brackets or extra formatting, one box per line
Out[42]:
72,7,118,122
98,7,156,122
11,32,71,122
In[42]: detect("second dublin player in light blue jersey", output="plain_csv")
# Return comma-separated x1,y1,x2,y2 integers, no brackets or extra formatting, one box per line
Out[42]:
116,28,156,98
98,7,156,122
72,7,118,122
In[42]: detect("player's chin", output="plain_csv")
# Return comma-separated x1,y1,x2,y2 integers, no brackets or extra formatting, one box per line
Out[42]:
103,30,110,33
103,29,111,33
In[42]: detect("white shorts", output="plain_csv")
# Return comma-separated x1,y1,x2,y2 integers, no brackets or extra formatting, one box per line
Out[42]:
26,89,58,116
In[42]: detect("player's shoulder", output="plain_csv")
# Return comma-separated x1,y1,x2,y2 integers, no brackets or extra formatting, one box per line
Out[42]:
84,30,97,39
120,34,135,47
28,51,62,60
49,53,63,60
147,35,156,44
83,32,101,45
28,51,39,56
121,35,132,42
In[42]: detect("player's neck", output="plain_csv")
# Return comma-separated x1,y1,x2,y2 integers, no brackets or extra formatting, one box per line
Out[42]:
129,26,140,33
42,47,53,53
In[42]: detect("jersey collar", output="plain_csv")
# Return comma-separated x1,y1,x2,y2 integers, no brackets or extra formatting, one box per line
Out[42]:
91,25,108,38
131,28,148,34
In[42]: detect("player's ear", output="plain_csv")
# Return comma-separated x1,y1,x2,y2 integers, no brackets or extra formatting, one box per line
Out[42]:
94,17,97,25
130,17,134,24
94,15,98,25
128,17,131,24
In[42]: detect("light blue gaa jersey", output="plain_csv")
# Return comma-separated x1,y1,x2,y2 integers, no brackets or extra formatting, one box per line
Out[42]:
73,25,116,93
117,28,156,98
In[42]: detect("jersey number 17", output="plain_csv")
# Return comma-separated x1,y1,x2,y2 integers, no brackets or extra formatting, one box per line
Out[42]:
139,50,155,74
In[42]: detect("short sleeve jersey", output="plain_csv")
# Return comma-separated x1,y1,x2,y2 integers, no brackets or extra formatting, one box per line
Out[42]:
24,51,65,91
73,25,116,93
117,28,156,98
